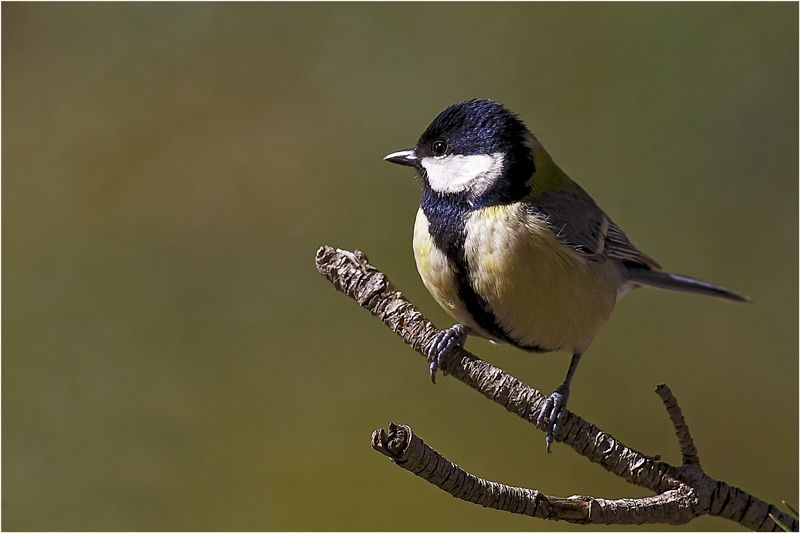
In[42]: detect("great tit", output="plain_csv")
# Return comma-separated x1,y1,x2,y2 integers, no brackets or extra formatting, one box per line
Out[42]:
384,98,749,451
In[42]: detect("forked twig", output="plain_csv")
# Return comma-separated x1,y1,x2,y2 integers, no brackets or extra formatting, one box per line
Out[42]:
316,245,796,531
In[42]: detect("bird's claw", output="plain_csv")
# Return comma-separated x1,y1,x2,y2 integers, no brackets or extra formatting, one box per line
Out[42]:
426,324,467,384
537,386,570,453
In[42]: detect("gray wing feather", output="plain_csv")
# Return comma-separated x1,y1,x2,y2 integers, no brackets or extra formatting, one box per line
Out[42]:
605,221,661,269
528,183,661,270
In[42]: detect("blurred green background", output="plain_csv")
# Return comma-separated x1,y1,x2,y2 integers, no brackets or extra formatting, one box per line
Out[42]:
3,2,797,531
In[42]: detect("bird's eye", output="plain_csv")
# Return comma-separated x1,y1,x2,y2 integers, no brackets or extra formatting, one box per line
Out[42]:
432,140,448,157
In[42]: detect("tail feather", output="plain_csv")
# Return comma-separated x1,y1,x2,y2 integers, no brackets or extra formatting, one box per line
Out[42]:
627,268,751,303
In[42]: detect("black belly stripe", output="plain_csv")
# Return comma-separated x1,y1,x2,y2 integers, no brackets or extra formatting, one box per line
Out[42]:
421,190,550,352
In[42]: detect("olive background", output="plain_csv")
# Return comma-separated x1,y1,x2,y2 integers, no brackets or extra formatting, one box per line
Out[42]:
4,3,797,531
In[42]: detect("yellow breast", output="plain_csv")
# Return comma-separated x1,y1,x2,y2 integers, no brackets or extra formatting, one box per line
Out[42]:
413,204,620,354
464,203,619,353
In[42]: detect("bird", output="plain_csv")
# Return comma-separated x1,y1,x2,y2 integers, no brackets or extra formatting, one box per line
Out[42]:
383,98,749,452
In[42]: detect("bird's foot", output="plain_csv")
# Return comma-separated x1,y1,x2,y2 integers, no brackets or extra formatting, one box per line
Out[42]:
426,324,467,384
537,385,570,453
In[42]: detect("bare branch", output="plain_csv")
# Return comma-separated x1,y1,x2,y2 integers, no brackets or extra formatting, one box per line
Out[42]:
316,245,797,531
655,384,700,466
372,422,697,525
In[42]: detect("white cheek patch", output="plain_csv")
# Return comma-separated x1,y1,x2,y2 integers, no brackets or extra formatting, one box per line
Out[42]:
421,153,505,194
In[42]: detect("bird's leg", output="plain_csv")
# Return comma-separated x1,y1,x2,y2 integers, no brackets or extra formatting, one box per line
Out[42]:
537,352,583,453
426,323,469,384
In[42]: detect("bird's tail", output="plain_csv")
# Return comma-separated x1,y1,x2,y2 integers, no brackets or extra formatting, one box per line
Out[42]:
626,268,751,303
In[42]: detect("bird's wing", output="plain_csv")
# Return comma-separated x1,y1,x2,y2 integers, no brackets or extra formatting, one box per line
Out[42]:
526,182,661,270
604,220,661,270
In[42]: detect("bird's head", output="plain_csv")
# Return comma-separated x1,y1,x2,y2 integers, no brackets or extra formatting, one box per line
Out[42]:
384,99,535,206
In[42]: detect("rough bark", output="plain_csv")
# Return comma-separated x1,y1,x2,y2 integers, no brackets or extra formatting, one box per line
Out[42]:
315,245,797,531
372,423,695,525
